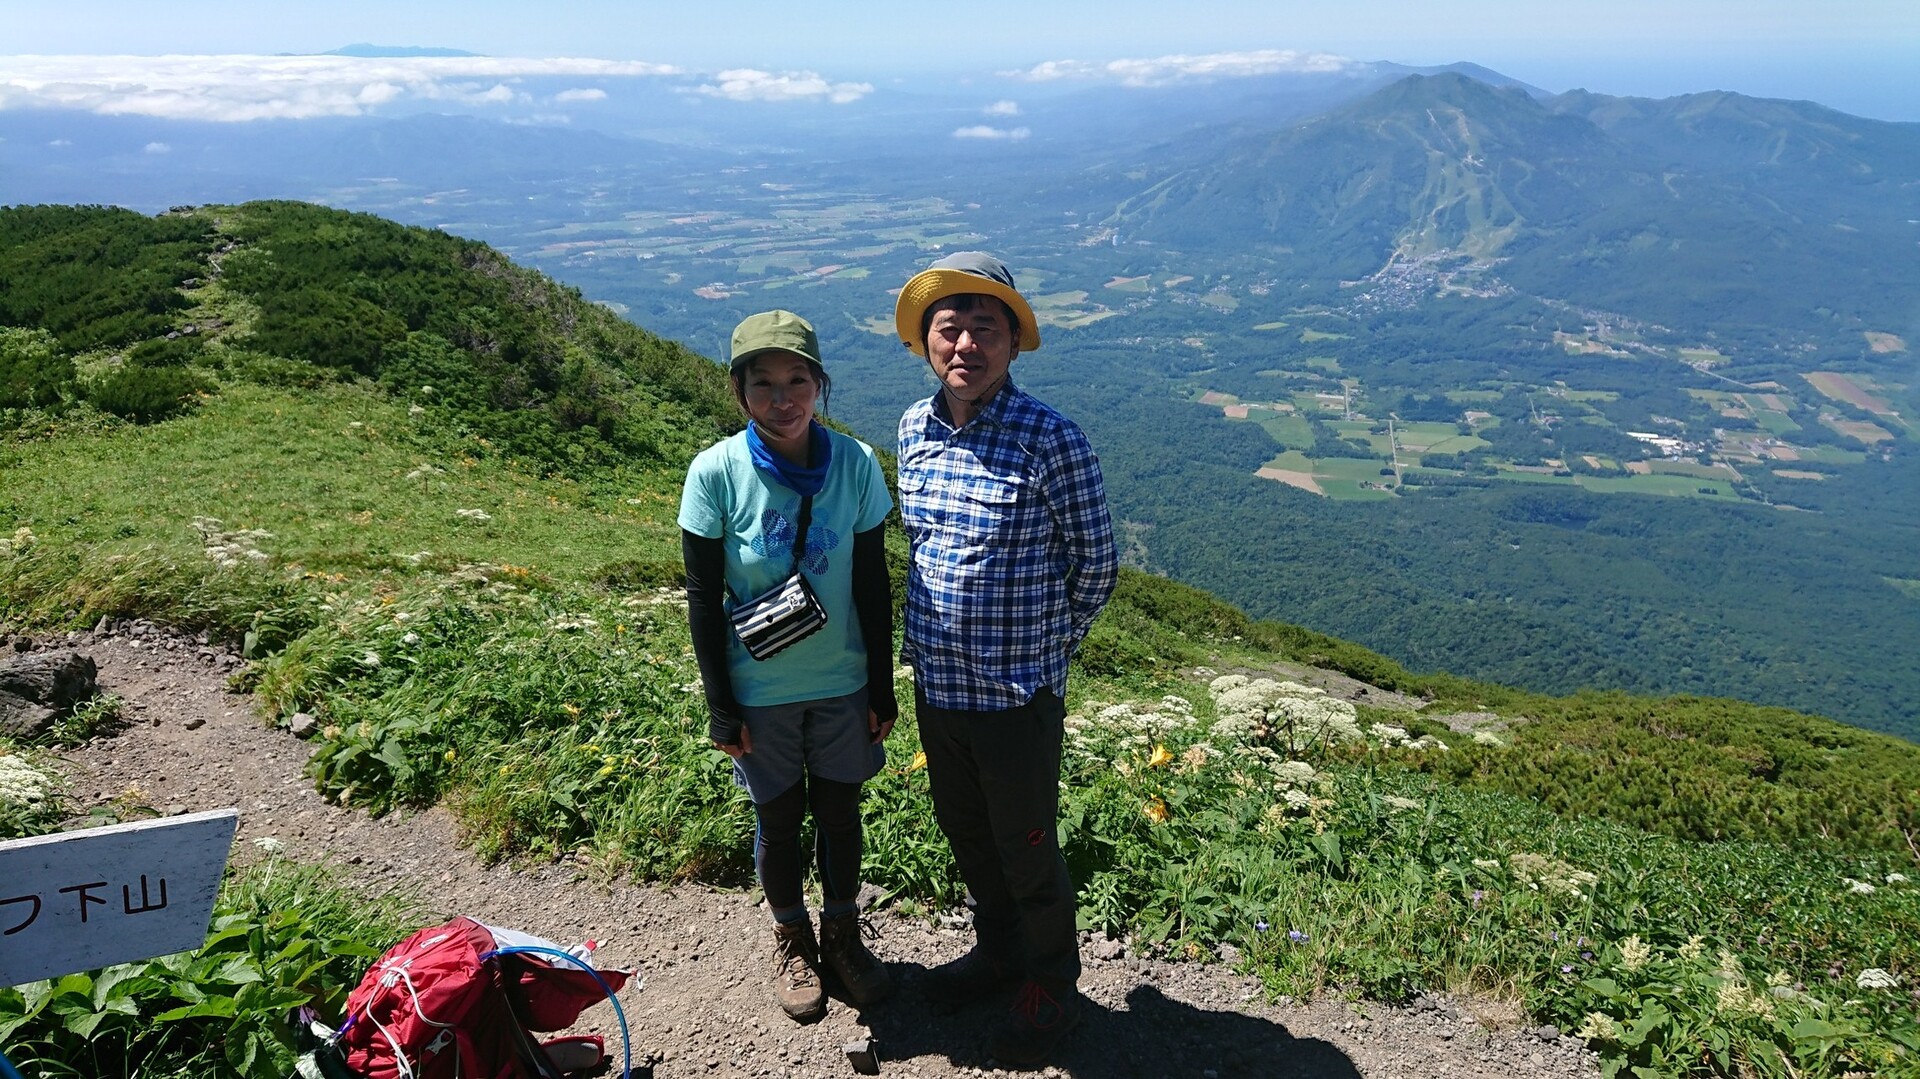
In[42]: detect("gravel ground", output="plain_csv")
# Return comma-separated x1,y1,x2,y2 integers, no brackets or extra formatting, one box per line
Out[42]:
30,626,1600,1079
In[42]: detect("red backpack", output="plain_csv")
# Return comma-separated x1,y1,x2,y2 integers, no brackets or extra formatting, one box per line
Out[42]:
334,917,632,1079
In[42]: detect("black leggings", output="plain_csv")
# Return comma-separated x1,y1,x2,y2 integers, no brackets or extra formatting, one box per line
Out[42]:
754,776,863,910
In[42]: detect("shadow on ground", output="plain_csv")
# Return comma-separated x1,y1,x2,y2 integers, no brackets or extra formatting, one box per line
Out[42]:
858,978,1360,1077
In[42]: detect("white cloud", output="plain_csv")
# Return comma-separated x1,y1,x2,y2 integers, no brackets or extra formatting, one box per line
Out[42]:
553,87,607,103
1004,49,1355,87
0,54,679,122
984,99,1020,116
953,125,1030,140
695,68,872,104
143,141,169,153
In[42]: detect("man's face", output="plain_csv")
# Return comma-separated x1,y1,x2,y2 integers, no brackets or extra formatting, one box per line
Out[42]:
925,299,1016,405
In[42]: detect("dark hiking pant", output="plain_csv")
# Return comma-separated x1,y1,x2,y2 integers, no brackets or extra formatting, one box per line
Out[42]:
915,685,1080,990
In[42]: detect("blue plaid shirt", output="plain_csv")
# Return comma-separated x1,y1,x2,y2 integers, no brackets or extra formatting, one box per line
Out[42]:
897,381,1119,710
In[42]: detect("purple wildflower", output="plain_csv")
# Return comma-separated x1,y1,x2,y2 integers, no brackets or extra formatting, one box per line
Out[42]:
1288,929,1309,943
1470,889,1485,909
1561,964,1575,974
1255,920,1269,932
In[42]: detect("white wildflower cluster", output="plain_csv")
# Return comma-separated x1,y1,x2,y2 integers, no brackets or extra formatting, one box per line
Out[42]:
0,526,37,556
1887,872,1910,884
1472,730,1506,747
1856,967,1901,990
1617,935,1651,972
1207,675,1362,751
0,754,52,807
1191,666,1217,679
1714,980,1776,1021
1273,759,1318,788
1381,795,1423,812
1844,878,1877,895
1089,700,1190,738
1369,724,1411,747
455,508,493,522
547,614,600,632
405,464,446,481
192,516,273,569
1575,1011,1617,1041
1506,852,1600,900
623,587,688,613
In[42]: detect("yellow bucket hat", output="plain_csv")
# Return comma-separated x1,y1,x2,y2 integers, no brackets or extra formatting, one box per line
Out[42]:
893,251,1041,358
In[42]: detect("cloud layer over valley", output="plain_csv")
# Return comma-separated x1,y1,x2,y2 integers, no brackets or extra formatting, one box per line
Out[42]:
0,53,877,122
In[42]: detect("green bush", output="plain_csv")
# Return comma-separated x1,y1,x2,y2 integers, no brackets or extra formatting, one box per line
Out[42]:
0,327,74,410
87,365,212,422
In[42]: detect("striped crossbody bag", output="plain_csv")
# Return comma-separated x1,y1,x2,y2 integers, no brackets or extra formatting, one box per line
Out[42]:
728,495,828,660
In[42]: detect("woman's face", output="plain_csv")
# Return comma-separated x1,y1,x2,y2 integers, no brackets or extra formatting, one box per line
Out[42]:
741,351,819,444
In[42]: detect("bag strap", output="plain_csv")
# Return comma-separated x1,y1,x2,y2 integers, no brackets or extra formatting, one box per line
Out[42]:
721,494,814,605
789,495,813,576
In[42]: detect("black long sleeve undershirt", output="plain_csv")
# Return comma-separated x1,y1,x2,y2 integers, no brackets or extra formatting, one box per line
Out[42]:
852,525,898,726
682,524,896,746
681,529,743,744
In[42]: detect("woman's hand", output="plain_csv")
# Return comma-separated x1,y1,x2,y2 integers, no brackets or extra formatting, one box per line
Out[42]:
713,724,753,758
869,707,895,744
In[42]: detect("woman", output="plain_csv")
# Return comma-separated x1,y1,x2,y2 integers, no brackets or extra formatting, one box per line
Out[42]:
678,309,896,1021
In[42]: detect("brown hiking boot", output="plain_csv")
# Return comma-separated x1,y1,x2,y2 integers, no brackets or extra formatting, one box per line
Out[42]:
770,920,826,1021
919,945,1021,1008
990,979,1083,1067
818,910,893,1005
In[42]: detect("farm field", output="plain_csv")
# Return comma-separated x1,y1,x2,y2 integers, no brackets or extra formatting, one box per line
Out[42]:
1806,371,1895,415
1310,456,1400,500
1251,411,1316,449
1257,451,1397,500
1578,473,1736,498
1645,459,1739,480
1395,422,1485,455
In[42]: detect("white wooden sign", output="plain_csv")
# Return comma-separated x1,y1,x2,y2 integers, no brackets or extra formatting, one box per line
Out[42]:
0,809,237,986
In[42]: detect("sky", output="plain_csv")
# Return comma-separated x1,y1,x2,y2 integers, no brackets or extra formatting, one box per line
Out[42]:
2,0,1917,121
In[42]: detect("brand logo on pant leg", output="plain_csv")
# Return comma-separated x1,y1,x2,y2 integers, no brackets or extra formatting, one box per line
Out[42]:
1026,828,1044,846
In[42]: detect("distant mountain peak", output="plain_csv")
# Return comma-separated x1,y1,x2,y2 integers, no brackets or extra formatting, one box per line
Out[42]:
1405,62,1551,100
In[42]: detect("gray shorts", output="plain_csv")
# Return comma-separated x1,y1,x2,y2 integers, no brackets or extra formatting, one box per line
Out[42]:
733,688,886,804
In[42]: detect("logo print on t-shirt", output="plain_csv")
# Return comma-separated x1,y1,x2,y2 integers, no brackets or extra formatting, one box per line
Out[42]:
753,504,840,574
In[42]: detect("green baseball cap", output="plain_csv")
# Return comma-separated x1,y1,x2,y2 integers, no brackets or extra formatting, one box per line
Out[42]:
730,309,821,370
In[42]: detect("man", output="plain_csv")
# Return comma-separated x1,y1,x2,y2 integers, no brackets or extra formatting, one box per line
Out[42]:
893,251,1119,1066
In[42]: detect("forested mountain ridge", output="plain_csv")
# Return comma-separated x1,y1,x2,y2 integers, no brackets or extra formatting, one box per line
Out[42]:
1091,73,1920,343
0,201,737,465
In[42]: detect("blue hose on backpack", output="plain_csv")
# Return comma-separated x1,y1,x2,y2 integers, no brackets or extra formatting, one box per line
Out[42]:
482,945,635,1079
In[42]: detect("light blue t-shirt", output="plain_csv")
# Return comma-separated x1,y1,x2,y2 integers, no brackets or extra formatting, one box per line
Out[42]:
678,428,894,707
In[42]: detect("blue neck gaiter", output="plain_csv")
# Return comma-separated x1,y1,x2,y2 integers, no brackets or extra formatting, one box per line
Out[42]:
746,420,832,497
